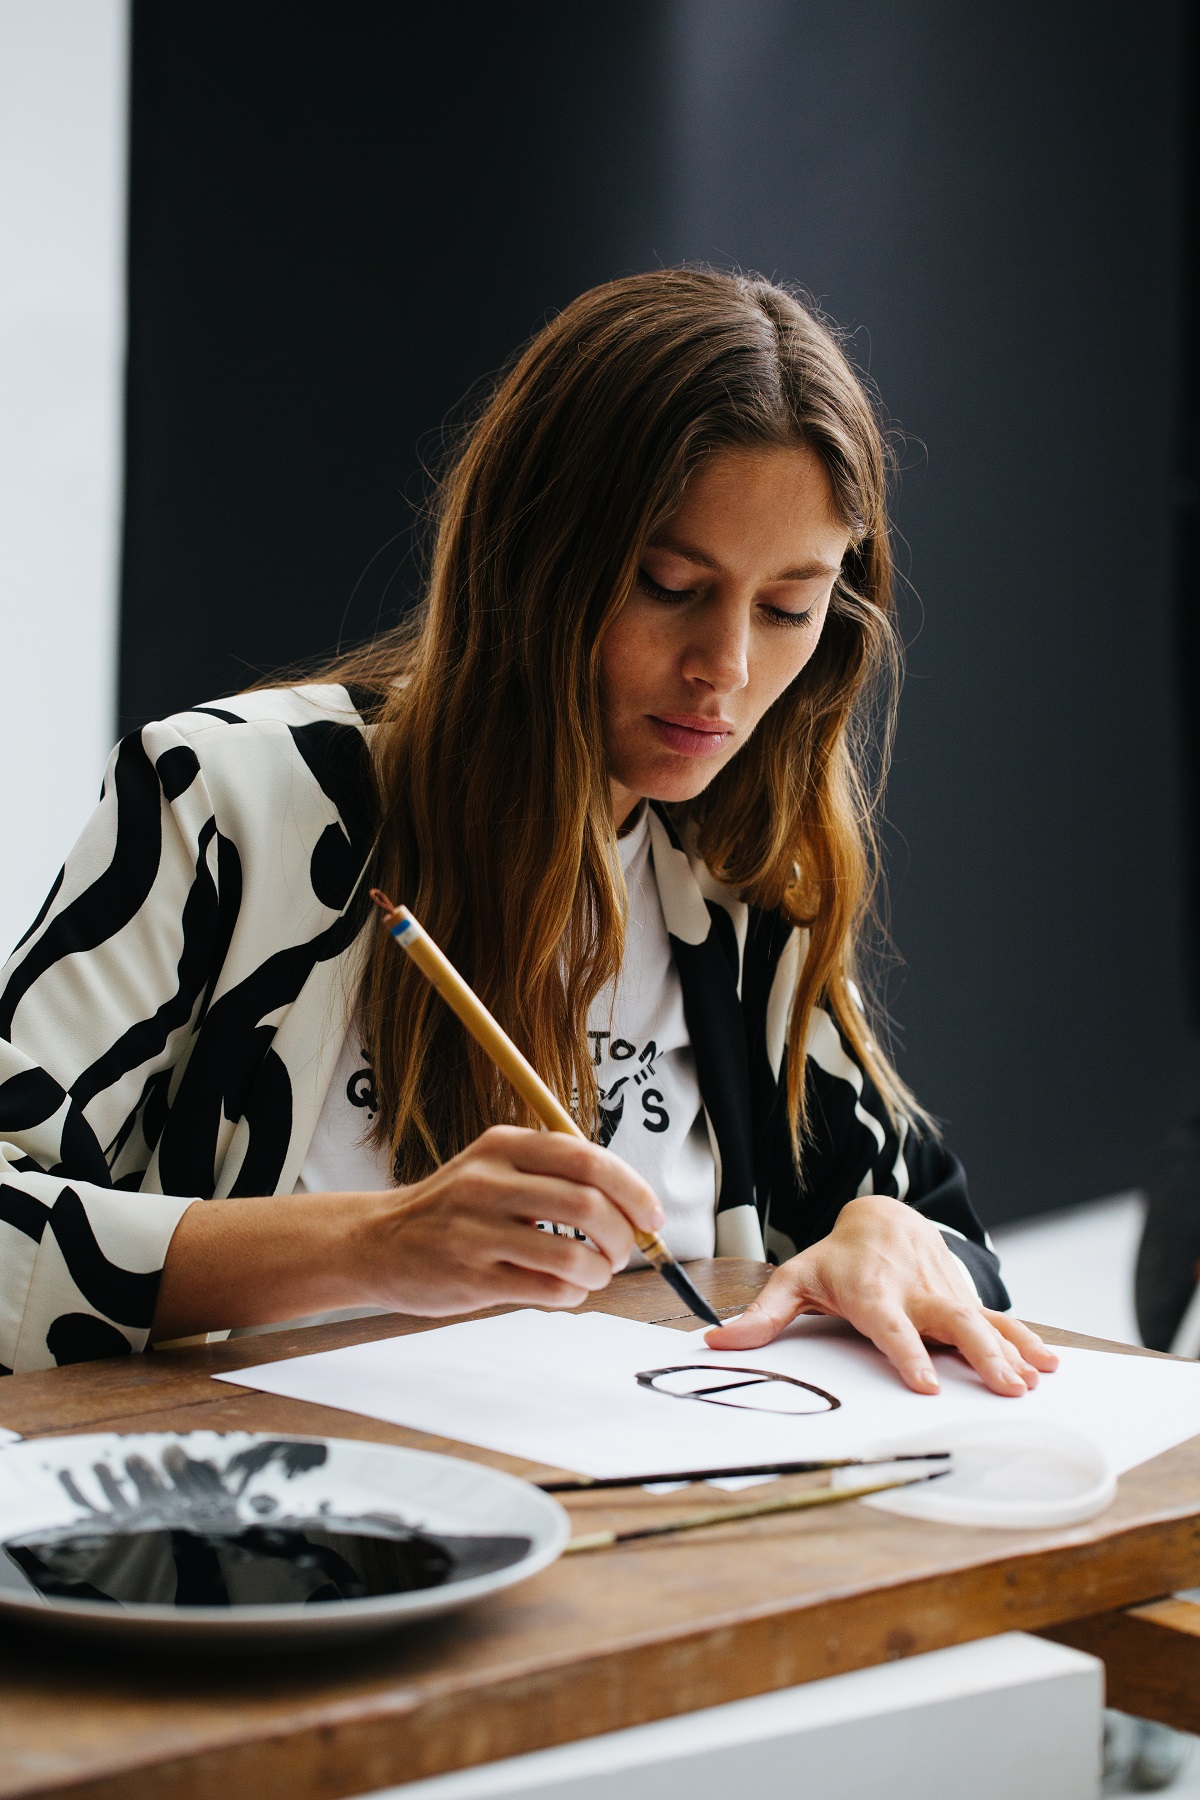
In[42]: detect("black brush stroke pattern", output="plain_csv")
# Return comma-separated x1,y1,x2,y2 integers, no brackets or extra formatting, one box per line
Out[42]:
0,1070,111,1189
46,1313,133,1364
649,809,1007,1306
0,1067,66,1134
155,908,363,1199
46,1188,160,1327
71,818,219,1111
11,865,64,955
155,744,201,802
0,685,1008,1377
48,1099,113,1188
649,804,756,1218
152,721,375,1201
0,736,163,1037
0,1181,52,1242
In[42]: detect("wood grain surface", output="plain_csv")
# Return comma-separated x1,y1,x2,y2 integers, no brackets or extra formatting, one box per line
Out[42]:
1041,1596,1200,1732
0,1260,1197,1800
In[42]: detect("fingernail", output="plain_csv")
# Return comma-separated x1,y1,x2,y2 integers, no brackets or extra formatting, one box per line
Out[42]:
917,1366,938,1390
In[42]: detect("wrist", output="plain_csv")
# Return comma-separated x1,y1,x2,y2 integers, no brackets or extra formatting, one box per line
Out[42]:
341,1185,410,1307
153,1188,398,1340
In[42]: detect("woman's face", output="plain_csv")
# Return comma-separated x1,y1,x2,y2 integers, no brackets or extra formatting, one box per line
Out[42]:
600,444,852,825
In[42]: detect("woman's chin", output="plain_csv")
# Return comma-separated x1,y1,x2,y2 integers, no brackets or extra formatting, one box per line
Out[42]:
617,762,729,809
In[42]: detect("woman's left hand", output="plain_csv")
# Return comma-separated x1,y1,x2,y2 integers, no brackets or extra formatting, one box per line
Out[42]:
704,1194,1058,1396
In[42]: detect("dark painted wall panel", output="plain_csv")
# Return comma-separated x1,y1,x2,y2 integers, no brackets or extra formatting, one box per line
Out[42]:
651,0,1197,1222
121,2,670,720
120,0,1197,1222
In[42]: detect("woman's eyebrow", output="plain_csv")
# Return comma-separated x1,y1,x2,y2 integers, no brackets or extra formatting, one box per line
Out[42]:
772,560,842,581
647,535,841,582
646,535,723,570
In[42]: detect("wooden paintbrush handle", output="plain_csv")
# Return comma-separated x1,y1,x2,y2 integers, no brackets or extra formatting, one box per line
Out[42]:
389,906,581,1136
563,1472,940,1552
376,898,667,1260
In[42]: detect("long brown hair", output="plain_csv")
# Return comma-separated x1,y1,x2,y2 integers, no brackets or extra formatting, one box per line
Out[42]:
326,268,922,1181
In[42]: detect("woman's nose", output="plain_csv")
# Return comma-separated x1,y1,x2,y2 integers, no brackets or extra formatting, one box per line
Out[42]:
681,602,751,694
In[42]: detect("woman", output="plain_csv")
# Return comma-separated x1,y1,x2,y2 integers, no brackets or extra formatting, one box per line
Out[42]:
0,269,1055,1395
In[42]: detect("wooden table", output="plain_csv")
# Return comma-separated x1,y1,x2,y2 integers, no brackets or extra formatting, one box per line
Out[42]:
1,1259,1198,1800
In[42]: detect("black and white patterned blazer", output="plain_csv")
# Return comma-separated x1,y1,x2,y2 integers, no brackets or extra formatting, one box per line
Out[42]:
0,684,1005,1374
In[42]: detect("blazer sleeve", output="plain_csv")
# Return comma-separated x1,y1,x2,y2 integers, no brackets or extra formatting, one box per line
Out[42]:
0,721,220,1372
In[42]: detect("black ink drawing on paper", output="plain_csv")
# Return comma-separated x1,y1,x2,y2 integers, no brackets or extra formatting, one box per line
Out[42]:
636,1365,841,1415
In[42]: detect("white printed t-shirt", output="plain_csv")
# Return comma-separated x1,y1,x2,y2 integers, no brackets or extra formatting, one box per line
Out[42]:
587,803,717,1259
291,804,717,1258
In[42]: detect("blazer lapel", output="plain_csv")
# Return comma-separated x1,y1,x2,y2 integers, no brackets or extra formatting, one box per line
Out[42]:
646,807,763,1256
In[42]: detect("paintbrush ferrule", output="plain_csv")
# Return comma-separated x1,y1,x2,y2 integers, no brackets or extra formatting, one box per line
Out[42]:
563,1529,617,1553
635,1231,668,1264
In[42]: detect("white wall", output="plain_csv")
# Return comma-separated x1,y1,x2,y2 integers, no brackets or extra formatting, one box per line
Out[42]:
0,0,128,956
992,1193,1146,1345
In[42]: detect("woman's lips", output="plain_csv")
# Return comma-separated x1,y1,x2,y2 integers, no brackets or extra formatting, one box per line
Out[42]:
649,714,735,757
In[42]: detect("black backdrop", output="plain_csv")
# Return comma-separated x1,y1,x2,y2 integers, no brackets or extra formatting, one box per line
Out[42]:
121,0,1197,1226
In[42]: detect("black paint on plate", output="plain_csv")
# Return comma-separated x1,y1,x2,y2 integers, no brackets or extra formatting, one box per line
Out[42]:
4,1521,531,1608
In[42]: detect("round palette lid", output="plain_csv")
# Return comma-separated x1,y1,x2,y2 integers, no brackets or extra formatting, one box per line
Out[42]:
832,1420,1115,1529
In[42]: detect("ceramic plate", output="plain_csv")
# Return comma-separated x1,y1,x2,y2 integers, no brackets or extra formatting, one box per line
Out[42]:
0,1430,568,1649
831,1420,1115,1529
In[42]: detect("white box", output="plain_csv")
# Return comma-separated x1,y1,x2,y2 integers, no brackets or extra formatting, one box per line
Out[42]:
360,1632,1103,1800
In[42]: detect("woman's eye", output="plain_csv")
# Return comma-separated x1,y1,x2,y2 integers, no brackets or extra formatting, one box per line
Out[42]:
762,603,819,629
637,569,692,602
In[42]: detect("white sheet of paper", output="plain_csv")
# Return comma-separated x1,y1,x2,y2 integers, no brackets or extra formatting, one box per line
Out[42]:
217,1309,1200,1479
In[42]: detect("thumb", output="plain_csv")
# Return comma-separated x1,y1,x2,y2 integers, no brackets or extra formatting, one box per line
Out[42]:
703,1269,805,1349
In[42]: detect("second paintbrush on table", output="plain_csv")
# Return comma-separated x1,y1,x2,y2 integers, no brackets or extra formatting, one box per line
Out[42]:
562,1466,950,1553
370,891,722,1327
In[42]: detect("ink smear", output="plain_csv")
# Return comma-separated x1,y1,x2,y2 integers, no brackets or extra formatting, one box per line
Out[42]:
6,1522,530,1608
1,1438,529,1609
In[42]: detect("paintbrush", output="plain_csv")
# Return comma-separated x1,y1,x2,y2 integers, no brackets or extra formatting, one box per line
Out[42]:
370,892,722,1327
538,1452,950,1492
562,1467,949,1552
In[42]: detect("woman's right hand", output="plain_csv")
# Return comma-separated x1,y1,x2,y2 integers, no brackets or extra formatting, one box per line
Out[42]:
152,1125,664,1340
359,1125,665,1316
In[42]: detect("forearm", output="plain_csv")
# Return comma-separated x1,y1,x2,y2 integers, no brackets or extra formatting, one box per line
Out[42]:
150,1191,384,1341
150,1126,666,1343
